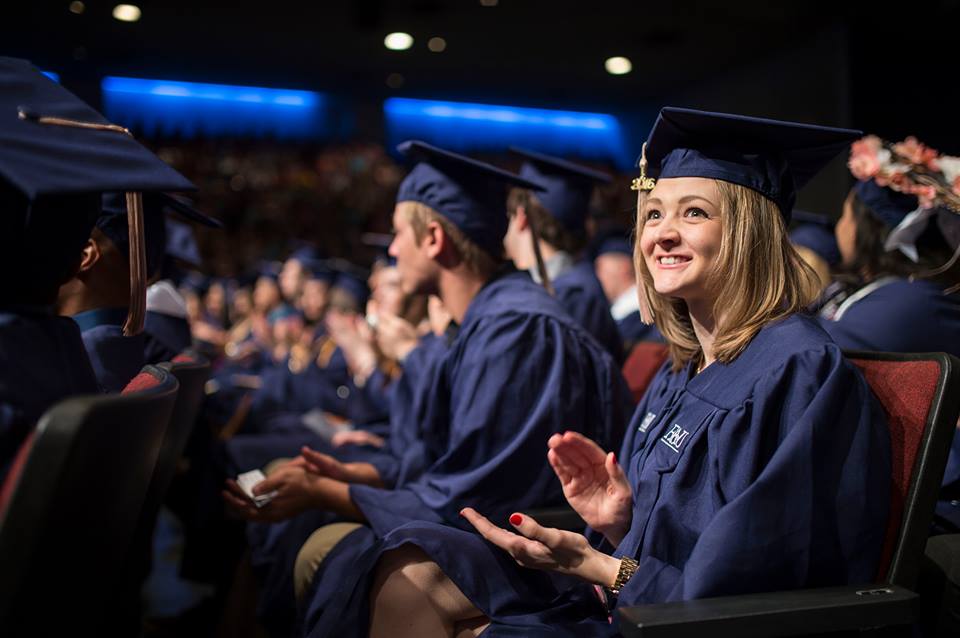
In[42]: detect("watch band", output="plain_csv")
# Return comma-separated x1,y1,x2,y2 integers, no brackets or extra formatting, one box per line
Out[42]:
608,556,639,595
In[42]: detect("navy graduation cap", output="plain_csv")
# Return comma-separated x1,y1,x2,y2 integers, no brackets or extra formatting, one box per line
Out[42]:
396,140,545,258
98,192,221,278
164,218,203,268
590,227,634,260
853,179,918,228
510,147,611,233
634,107,862,220
789,210,841,266
0,56,194,334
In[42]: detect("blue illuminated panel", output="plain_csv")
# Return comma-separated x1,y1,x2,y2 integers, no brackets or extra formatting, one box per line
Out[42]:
101,76,330,139
42,71,60,83
384,98,631,168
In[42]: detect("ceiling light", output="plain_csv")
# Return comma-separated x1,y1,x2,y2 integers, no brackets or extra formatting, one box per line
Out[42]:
384,32,414,51
69,1,85,14
427,37,447,53
604,56,632,75
112,4,141,22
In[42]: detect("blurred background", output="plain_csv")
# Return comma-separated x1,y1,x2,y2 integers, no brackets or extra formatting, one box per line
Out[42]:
5,0,959,273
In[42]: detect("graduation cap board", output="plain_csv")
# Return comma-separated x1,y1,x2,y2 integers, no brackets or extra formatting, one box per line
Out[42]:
396,140,545,258
98,192,221,278
0,56,195,335
633,107,862,221
510,146,610,233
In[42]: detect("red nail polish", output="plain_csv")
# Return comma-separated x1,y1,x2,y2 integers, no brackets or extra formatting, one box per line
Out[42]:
612,453,618,466
510,514,523,526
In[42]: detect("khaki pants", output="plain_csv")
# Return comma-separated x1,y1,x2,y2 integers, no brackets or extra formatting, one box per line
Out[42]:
293,522,363,602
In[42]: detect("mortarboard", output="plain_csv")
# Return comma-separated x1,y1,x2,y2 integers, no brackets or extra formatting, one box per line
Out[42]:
634,107,862,221
396,140,545,258
164,218,203,268
0,56,194,334
853,179,919,228
788,210,841,266
510,147,610,233
97,192,220,278
590,227,634,260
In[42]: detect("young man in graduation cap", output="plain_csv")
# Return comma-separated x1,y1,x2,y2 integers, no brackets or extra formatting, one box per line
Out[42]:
0,57,194,481
56,192,220,392
223,140,632,632
504,148,625,363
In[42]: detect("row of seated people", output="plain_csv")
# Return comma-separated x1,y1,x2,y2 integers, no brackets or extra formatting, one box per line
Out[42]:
1,57,959,636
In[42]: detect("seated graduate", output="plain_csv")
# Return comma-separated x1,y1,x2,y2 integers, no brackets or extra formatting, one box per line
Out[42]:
816,134,960,527
223,140,632,631
504,148,625,363
0,56,193,480
56,192,217,391
592,227,662,349
144,212,222,363
312,108,894,638
788,208,843,300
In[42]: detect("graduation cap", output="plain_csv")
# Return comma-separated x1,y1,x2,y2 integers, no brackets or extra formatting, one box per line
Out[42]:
788,210,841,267
396,140,545,258
589,226,634,260
288,244,324,264
635,107,862,221
853,179,919,229
510,147,610,233
97,192,221,278
0,56,194,334
164,218,203,268
300,257,337,285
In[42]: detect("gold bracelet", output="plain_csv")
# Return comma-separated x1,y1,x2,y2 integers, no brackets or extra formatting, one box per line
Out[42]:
608,556,639,595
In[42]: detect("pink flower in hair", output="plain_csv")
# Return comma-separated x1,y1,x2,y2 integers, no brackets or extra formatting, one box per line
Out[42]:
848,153,881,179
893,136,939,168
851,135,882,156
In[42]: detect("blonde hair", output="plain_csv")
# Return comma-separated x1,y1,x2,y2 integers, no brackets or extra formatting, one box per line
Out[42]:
635,180,820,371
397,201,499,278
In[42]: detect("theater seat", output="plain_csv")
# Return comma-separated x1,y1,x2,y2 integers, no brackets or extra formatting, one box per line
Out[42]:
617,351,960,637
0,365,178,633
111,352,212,633
622,341,669,403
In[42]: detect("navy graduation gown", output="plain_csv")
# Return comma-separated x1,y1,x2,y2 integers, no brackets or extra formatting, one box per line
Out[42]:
304,314,890,637
242,331,451,635
0,308,99,483
554,261,625,364
73,308,146,393
301,270,632,633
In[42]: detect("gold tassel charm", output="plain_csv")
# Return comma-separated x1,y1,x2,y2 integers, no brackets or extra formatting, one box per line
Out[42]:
630,142,657,192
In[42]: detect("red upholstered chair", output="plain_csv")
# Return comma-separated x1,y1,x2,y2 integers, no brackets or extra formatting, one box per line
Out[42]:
617,351,960,637
622,341,670,403
0,365,178,633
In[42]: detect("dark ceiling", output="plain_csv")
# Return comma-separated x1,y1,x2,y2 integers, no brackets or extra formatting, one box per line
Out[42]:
4,0,960,148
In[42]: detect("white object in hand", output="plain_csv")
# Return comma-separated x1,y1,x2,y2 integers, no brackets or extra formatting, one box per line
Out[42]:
237,469,278,508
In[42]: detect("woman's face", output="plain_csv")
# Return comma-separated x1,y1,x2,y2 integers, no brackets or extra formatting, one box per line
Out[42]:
835,191,858,266
638,177,723,306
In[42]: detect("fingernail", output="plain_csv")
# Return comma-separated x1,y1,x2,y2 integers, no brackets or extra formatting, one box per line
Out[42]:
509,514,523,526
613,453,618,466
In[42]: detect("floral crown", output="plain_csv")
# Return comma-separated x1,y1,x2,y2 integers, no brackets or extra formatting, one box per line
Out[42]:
848,135,960,213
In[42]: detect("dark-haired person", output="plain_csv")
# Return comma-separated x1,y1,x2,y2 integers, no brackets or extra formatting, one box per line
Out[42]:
0,56,193,480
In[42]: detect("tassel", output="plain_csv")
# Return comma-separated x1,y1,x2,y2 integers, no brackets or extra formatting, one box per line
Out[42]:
122,191,146,336
525,202,555,296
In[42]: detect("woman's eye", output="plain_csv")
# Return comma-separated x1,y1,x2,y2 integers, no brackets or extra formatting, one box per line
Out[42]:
685,207,709,218
645,209,661,220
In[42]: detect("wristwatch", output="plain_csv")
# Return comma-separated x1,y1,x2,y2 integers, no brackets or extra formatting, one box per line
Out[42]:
608,556,639,595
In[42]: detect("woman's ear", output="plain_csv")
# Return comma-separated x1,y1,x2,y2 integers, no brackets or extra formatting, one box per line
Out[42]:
514,206,530,231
